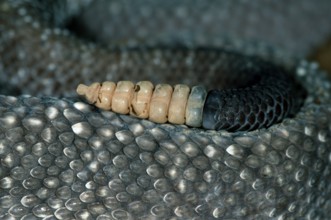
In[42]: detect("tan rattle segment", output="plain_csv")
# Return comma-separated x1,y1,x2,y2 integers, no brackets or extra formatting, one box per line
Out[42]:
168,84,190,124
95,81,116,110
130,81,154,118
76,82,101,104
111,81,135,114
148,84,173,123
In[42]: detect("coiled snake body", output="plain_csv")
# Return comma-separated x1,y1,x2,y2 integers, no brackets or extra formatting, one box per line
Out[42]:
0,1,331,219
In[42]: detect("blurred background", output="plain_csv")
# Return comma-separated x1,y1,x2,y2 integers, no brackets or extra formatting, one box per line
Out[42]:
65,0,331,73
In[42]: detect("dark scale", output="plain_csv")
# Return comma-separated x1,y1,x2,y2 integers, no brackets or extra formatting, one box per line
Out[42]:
202,57,305,131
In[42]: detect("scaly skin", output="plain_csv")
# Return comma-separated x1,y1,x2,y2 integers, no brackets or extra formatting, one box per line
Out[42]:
0,1,331,219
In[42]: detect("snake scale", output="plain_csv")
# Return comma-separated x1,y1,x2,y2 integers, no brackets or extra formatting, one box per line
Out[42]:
0,0,331,219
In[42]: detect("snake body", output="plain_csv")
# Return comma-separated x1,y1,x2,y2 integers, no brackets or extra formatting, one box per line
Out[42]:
77,54,306,132
0,1,331,219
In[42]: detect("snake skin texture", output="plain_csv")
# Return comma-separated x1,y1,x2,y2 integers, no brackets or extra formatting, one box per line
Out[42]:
201,57,305,131
0,0,331,219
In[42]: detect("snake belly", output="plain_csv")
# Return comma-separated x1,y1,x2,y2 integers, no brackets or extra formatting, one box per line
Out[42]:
0,1,331,220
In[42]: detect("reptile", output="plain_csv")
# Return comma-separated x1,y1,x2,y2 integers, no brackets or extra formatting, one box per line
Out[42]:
0,0,331,219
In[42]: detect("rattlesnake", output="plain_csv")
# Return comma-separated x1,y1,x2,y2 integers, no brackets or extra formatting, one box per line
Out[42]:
0,1,331,219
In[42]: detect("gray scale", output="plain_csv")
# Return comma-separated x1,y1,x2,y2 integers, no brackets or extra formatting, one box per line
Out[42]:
0,62,331,218
0,0,331,219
